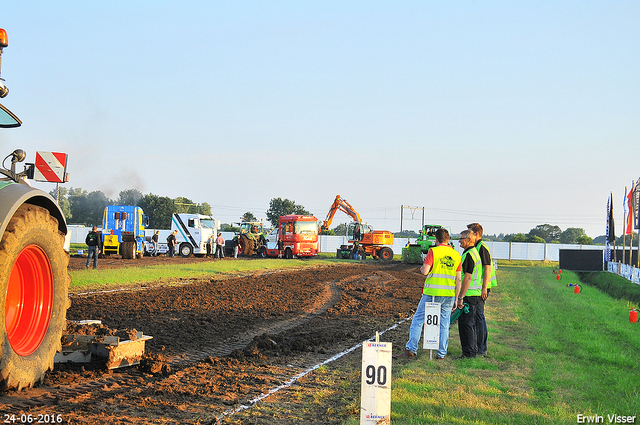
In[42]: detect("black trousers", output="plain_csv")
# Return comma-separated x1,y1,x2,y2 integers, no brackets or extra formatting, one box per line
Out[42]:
458,296,484,357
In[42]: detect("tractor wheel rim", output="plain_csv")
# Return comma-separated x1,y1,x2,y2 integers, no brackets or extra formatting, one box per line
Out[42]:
5,244,53,356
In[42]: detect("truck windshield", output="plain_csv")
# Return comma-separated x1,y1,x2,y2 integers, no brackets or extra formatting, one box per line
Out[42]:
200,219,216,229
0,103,21,128
295,221,318,234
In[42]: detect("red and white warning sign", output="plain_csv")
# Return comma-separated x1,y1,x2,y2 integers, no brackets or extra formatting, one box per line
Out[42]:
34,151,68,183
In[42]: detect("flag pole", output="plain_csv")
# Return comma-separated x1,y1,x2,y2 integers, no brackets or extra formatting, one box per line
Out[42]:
636,180,640,268
635,180,640,269
612,193,617,263
627,180,635,267
606,193,613,268
623,186,627,265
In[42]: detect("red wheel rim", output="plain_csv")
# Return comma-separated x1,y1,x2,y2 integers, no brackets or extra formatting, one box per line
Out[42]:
5,244,53,356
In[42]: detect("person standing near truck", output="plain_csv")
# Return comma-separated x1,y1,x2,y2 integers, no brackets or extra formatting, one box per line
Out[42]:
232,237,239,259
216,233,225,259
206,234,214,257
152,230,160,257
167,230,177,257
85,226,100,269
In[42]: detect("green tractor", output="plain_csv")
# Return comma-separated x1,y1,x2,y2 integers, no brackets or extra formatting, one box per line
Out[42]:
401,225,446,264
233,221,267,257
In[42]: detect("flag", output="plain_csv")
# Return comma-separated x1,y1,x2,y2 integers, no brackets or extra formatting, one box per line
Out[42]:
624,187,628,214
606,195,612,262
627,183,634,235
635,177,640,230
608,193,615,243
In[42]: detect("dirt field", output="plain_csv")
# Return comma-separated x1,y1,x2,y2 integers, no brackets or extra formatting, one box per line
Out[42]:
0,256,424,424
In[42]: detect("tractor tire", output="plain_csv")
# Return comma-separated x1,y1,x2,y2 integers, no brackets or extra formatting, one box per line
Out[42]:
0,204,70,391
379,247,394,261
121,241,135,259
241,234,255,256
257,246,267,258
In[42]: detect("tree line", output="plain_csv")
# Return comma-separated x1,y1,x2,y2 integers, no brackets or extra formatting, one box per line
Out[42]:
52,189,314,231
398,224,595,245
487,224,593,245
51,189,597,245
52,187,213,229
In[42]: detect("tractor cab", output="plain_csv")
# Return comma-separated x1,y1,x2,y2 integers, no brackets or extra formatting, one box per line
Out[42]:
346,221,373,241
235,221,264,236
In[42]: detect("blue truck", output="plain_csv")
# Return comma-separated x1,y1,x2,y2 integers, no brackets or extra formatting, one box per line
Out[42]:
101,205,149,259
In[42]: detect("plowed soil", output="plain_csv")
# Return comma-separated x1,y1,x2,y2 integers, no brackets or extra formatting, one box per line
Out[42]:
0,256,424,424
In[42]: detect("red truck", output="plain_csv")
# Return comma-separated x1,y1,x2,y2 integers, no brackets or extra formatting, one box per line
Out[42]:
265,215,319,259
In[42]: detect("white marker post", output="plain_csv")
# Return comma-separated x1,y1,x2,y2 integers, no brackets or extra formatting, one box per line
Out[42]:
422,302,440,360
360,332,392,424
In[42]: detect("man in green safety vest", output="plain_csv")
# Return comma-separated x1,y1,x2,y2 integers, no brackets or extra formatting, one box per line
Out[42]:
397,228,462,360
456,229,483,359
467,223,497,357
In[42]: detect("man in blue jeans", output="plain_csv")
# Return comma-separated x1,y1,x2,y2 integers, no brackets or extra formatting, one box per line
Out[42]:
85,226,100,269
397,228,462,360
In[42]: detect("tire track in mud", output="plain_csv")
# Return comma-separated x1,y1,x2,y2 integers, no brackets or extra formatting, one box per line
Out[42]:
0,273,348,410
168,277,341,365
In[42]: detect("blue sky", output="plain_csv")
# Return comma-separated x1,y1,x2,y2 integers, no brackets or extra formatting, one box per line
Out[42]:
1,1,638,238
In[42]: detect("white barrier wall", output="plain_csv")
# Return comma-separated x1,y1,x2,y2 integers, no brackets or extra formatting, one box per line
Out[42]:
67,225,92,244
69,225,605,262
319,236,604,261
607,262,640,285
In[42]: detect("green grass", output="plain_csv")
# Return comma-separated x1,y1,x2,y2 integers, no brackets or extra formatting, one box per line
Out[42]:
69,243,85,255
577,270,640,307
382,266,640,425
69,257,339,291
69,251,397,291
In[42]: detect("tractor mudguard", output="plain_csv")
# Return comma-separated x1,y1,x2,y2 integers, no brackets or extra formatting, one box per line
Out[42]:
0,182,66,237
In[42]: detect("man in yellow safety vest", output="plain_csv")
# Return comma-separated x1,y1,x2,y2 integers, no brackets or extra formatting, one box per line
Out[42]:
456,229,483,359
467,223,497,356
397,228,462,360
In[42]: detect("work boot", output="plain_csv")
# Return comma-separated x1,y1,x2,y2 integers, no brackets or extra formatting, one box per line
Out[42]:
393,349,416,360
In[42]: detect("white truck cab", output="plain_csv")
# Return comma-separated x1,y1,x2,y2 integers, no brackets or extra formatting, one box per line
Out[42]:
171,213,220,257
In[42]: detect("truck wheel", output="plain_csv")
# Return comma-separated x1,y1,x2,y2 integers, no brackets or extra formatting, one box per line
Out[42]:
0,204,70,390
121,241,135,259
285,248,293,259
379,247,394,261
180,243,193,258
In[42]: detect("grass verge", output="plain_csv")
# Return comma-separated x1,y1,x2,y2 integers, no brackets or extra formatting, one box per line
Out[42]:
577,270,640,307
68,252,398,291
68,258,340,292
387,266,640,424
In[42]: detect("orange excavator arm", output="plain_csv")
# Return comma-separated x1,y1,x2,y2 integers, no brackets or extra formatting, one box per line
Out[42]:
321,195,362,231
